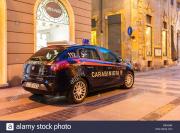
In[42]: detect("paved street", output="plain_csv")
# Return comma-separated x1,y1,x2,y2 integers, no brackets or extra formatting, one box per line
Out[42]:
0,65,180,121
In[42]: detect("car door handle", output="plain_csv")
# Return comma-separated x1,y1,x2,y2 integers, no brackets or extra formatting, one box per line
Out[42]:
87,66,94,69
107,67,112,70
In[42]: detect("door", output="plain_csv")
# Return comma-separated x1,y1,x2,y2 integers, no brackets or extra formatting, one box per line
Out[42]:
108,14,121,56
171,26,178,61
98,48,124,87
78,48,105,89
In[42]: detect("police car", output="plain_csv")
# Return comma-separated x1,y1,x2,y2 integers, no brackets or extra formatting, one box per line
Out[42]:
22,44,134,104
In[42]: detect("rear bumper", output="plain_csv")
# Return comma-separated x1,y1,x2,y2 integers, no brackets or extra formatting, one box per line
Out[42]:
22,72,72,96
22,74,70,96
22,81,58,95
23,86,55,95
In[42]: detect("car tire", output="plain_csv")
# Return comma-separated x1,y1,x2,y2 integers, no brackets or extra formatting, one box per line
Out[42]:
123,71,134,89
67,78,88,104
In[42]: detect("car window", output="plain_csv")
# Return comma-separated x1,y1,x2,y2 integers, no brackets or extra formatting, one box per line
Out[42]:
60,48,78,60
91,50,100,60
79,48,100,60
99,48,118,63
30,48,63,61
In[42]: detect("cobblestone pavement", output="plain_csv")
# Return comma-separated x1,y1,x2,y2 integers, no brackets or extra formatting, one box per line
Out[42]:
0,65,180,121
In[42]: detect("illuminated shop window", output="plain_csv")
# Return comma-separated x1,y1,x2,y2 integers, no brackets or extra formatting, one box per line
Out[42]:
145,26,152,56
91,31,97,45
91,19,97,45
162,31,167,56
145,14,152,56
36,0,70,51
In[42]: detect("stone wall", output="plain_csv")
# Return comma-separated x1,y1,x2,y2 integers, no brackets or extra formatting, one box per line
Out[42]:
92,0,178,70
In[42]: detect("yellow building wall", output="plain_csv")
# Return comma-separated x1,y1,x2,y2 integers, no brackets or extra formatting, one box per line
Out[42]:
92,0,178,70
0,0,8,87
131,0,177,69
92,0,132,59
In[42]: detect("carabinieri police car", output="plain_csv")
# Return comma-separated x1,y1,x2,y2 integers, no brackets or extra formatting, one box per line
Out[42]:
22,44,134,104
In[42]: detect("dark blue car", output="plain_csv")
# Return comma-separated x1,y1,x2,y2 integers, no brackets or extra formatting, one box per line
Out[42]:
22,45,134,104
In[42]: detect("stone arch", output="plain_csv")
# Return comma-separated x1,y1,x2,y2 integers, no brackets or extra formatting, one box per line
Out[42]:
0,0,7,87
34,0,75,51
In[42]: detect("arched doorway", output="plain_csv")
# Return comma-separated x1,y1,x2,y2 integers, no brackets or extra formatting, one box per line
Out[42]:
0,0,7,87
34,0,75,51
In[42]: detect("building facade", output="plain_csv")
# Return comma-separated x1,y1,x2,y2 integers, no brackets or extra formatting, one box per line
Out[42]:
0,0,91,87
92,0,179,70
177,0,180,62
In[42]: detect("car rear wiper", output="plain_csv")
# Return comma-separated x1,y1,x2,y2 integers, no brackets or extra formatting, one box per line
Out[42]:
31,56,43,61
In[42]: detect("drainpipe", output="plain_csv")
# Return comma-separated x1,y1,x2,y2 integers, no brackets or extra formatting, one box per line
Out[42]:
178,32,180,63
99,0,103,34
130,0,132,62
177,10,180,63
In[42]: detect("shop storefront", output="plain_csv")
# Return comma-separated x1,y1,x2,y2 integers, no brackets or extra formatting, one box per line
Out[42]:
0,0,91,87
36,0,71,50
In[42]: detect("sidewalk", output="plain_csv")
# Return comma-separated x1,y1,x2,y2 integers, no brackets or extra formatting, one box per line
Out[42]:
0,86,29,100
135,64,180,76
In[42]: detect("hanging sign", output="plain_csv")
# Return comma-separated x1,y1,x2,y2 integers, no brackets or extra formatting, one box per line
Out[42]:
128,26,133,36
45,2,62,18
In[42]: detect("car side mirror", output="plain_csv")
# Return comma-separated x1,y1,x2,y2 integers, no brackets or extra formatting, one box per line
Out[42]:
117,57,123,63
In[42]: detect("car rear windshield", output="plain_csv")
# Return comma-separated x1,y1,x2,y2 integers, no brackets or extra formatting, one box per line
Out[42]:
30,48,63,61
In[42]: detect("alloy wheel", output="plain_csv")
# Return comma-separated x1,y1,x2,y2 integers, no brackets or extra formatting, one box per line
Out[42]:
73,81,87,101
125,72,134,88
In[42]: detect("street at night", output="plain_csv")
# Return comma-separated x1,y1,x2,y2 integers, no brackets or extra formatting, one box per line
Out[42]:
1,0,180,132
0,65,180,121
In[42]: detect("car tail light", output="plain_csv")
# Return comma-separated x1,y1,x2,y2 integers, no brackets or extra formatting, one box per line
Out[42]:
51,61,70,72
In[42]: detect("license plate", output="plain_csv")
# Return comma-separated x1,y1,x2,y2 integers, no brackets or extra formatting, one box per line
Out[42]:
25,82,40,89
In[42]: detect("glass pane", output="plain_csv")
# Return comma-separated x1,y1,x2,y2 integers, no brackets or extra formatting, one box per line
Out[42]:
100,48,117,62
31,48,63,61
91,31,97,45
79,49,90,59
91,50,100,60
162,31,167,56
36,0,70,51
79,49,99,60
146,26,152,56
